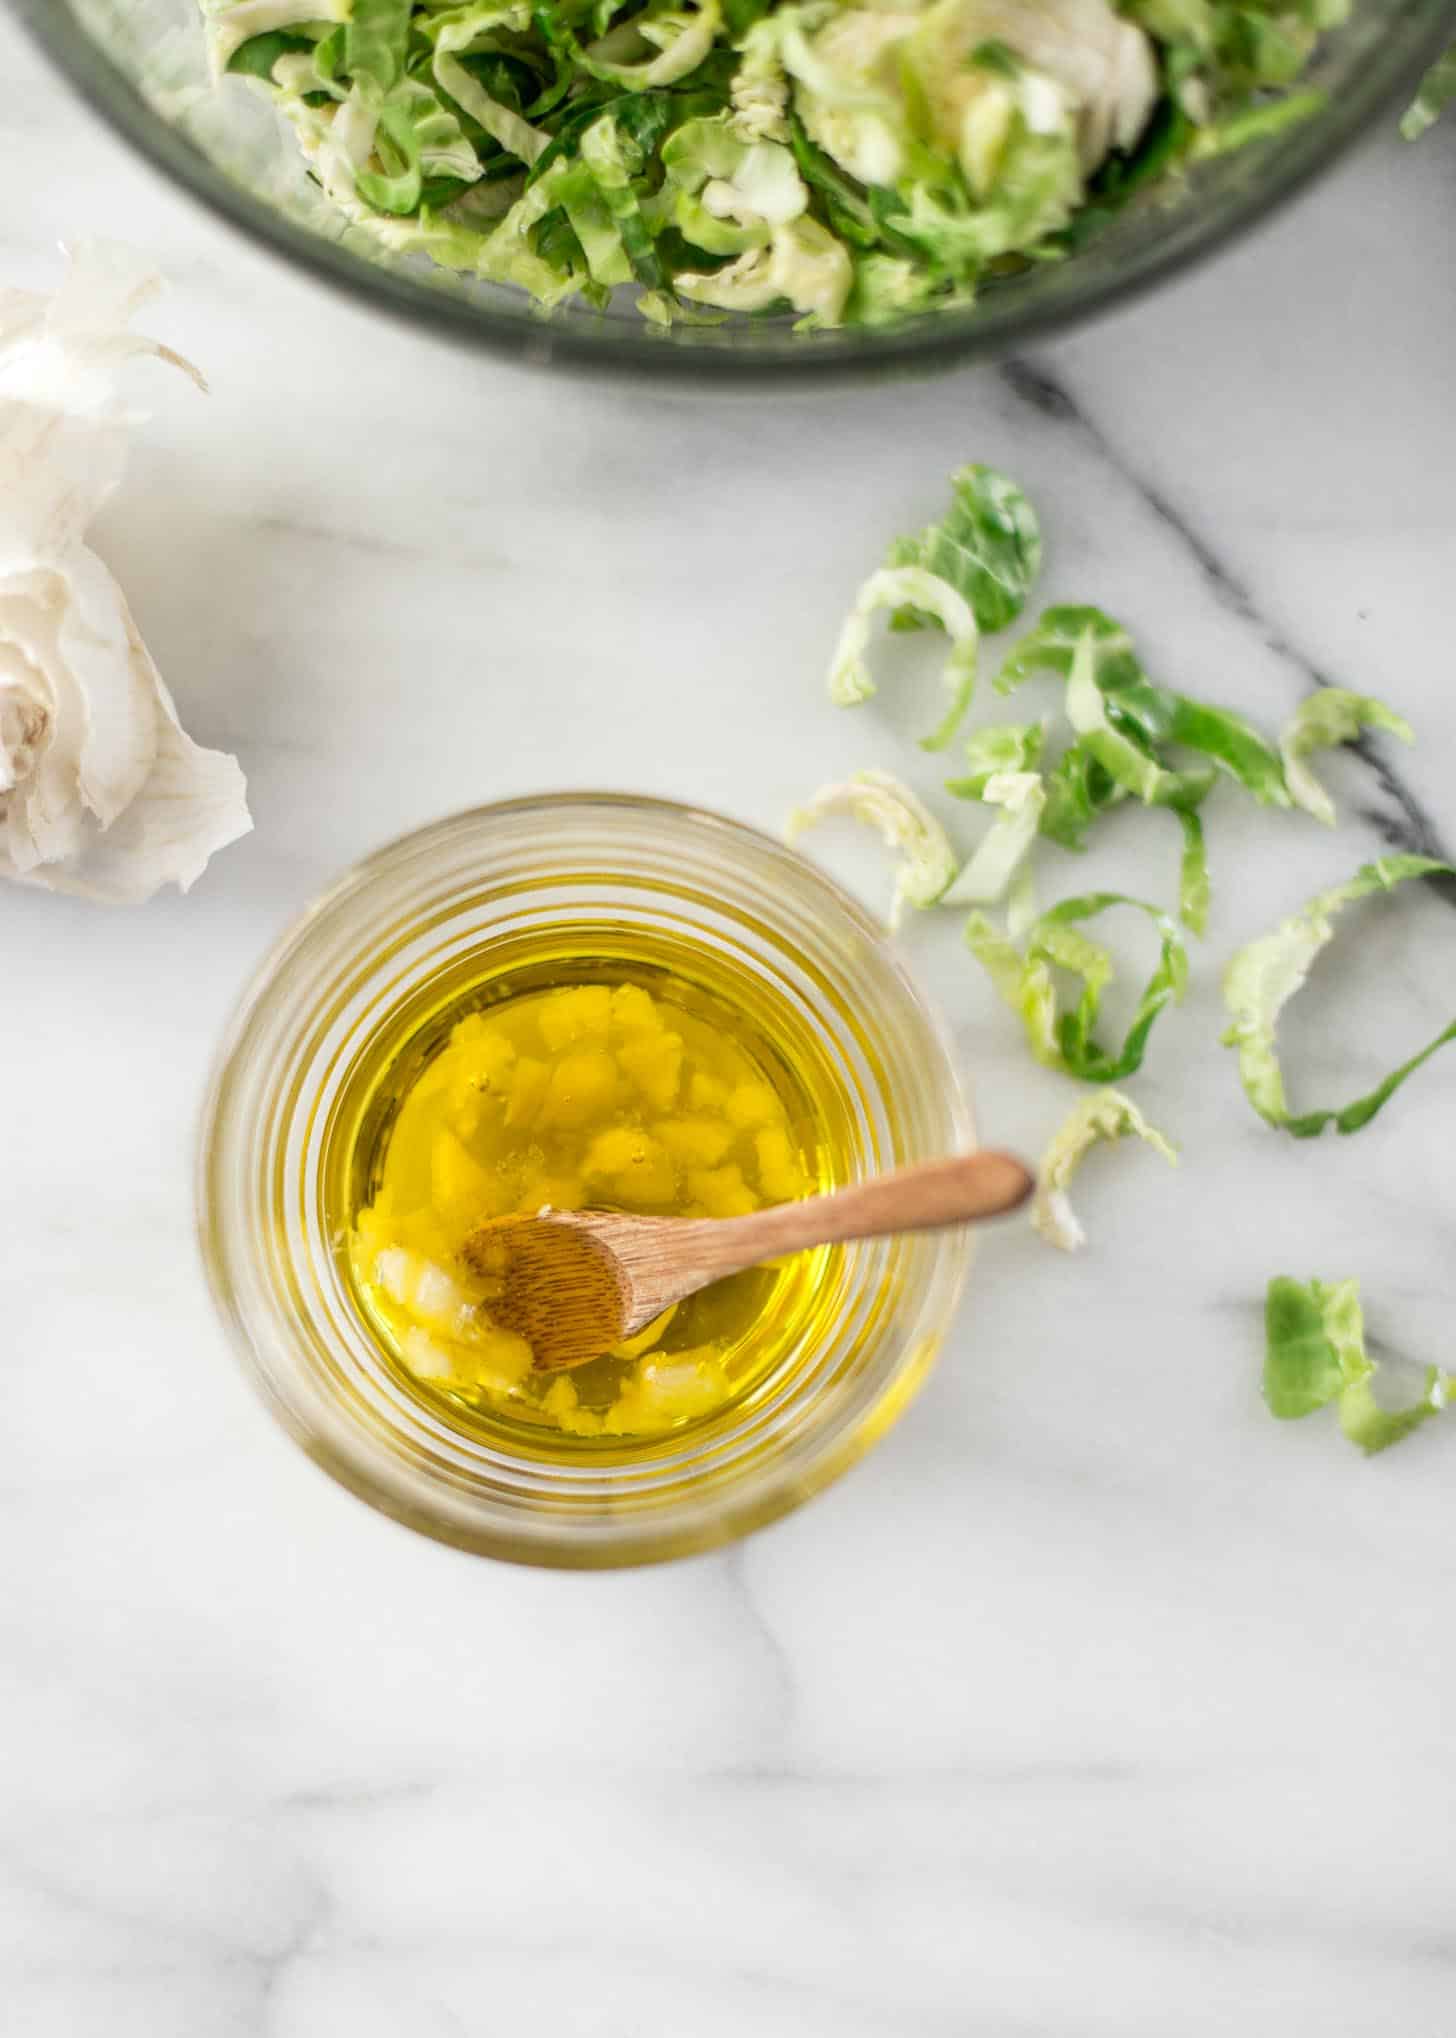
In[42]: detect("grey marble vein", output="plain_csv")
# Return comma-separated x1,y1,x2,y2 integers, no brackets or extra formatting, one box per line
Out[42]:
1000,355,1456,879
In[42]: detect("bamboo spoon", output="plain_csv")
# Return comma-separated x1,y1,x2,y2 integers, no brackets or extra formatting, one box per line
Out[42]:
461,1150,1034,1373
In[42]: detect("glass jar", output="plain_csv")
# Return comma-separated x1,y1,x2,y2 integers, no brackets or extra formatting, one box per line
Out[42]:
199,795,973,1567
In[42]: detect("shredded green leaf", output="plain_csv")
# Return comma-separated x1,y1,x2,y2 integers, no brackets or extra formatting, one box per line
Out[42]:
1188,86,1326,157
827,565,979,750
1062,627,1213,810
1263,1276,1453,1454
1402,43,1456,139
1036,738,1132,851
207,0,351,72
944,720,1046,801
942,770,1044,910
1032,1090,1177,1251
1264,1274,1360,1418
999,605,1288,806
1221,855,1456,1136
886,466,1043,636
1278,688,1413,829
827,463,1046,750
346,0,412,92
787,768,956,927
995,604,1294,925
1175,805,1210,937
967,890,1188,1081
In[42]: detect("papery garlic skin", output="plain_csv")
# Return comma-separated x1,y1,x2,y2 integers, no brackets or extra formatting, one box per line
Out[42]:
0,243,251,904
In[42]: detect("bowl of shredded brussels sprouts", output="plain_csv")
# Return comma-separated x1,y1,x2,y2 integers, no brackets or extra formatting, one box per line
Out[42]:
19,0,1456,378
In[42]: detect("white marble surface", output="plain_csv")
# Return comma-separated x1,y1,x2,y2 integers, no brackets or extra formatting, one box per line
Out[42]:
6,18,1456,2033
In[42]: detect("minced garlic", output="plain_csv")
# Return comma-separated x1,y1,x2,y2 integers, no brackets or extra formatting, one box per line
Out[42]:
348,976,822,1439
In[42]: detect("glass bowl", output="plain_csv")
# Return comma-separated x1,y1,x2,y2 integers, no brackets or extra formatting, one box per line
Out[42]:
19,0,1456,383
198,795,974,1567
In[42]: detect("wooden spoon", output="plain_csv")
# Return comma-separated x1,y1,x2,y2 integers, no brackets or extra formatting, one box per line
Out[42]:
461,1149,1034,1373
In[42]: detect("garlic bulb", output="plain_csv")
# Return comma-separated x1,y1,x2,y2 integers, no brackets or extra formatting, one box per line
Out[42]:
0,243,250,903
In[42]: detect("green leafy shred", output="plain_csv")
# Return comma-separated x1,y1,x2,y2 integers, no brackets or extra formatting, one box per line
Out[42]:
1061,627,1213,810
786,768,956,927
945,720,1045,799
886,466,1043,636
1264,1274,1362,1418
967,891,1188,1081
206,0,1355,325
1402,43,1456,139
1221,856,1456,1136
828,465,1046,751
1032,1089,1177,1251
998,606,1288,806
1188,86,1326,158
209,0,351,72
1175,805,1210,937
827,565,979,750
1037,740,1133,852
1263,1276,1453,1455
345,0,412,91
1278,688,1413,829
995,604,1291,925
942,770,1044,912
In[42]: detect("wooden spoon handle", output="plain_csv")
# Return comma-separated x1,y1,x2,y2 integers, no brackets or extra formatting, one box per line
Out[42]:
677,1149,1034,1286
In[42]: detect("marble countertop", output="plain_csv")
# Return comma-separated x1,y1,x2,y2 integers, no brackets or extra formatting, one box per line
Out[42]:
6,19,1456,2033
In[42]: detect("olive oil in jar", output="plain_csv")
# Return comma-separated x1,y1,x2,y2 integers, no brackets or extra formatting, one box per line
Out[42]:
341,926,856,1446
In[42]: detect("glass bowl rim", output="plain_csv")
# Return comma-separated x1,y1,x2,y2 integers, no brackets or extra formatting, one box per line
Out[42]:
196,790,977,1568
18,0,1456,387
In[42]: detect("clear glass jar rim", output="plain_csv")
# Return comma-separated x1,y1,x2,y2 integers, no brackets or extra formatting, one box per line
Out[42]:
198,793,976,1567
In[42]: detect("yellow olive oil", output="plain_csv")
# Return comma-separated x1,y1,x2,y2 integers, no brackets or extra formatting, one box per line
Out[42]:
340,925,858,1446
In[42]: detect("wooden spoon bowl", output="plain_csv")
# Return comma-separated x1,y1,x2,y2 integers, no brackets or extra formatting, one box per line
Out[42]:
463,1149,1033,1372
